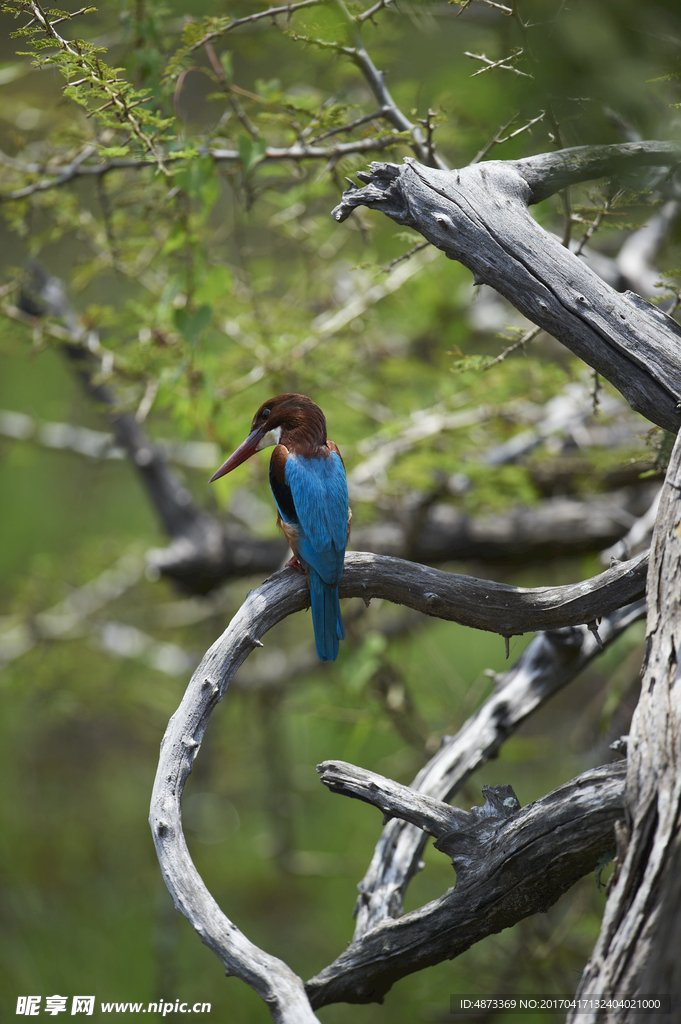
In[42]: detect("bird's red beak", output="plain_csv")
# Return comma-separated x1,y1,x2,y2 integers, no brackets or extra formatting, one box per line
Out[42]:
209,426,266,483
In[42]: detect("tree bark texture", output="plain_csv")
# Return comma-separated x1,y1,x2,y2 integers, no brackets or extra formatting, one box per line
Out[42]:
305,762,625,1008
568,433,681,1023
350,598,645,940
150,550,644,1019
332,143,681,433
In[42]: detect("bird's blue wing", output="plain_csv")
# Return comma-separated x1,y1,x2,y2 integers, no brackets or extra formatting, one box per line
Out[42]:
281,452,348,585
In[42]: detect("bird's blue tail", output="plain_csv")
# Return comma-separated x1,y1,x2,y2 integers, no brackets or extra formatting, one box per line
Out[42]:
308,568,345,662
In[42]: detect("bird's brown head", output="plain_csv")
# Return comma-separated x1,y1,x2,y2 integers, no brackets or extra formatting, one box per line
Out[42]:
209,394,327,482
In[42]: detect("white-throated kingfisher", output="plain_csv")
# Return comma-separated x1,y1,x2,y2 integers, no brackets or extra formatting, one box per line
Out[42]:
210,394,351,662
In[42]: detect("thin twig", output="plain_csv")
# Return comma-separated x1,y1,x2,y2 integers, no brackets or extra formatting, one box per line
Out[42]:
355,0,394,25
204,43,261,140
186,0,327,53
0,135,399,202
484,326,542,369
379,240,430,274
471,110,544,164
573,189,625,257
591,368,602,415
330,0,449,169
25,0,166,171
309,107,388,144
465,49,533,78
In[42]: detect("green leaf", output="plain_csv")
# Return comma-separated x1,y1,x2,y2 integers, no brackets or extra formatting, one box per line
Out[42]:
220,51,232,83
161,221,187,256
451,354,489,374
99,145,132,158
238,135,267,176
174,156,220,210
174,304,212,345
193,266,233,306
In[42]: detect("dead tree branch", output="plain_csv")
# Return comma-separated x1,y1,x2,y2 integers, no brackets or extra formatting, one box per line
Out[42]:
306,762,625,1007
513,143,680,204
349,596,645,939
333,143,681,432
568,433,681,1022
151,548,640,1016
336,550,647,636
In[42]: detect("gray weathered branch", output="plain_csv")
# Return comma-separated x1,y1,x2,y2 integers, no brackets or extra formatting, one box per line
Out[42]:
317,761,518,846
513,142,680,204
150,664,320,1022
336,550,647,637
304,761,626,1008
568,434,681,1022
349,596,645,939
149,549,647,675
332,145,681,432
150,546,640,1017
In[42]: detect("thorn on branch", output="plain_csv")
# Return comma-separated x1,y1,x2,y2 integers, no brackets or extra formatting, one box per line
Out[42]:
587,619,604,649
591,369,602,415
471,109,545,164
464,49,533,79
416,108,441,166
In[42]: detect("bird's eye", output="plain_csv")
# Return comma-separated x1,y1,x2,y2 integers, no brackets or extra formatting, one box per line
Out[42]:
261,408,271,420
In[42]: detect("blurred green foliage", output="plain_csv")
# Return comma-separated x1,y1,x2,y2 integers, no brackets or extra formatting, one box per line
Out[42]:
0,0,679,1020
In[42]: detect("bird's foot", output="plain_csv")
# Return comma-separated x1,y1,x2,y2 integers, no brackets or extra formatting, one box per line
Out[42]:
285,554,305,574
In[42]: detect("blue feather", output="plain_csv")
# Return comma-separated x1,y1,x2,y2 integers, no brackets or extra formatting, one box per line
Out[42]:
308,567,344,662
273,452,348,661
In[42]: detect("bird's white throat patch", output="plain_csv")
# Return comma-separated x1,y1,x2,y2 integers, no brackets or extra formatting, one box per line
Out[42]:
256,425,282,451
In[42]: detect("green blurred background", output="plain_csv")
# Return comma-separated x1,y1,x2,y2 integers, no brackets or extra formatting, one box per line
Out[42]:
0,0,678,1020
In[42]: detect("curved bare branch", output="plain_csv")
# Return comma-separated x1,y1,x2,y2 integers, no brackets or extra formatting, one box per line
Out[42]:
332,148,681,432
149,549,644,1014
338,550,647,636
350,595,646,939
514,141,680,205
305,761,626,1008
